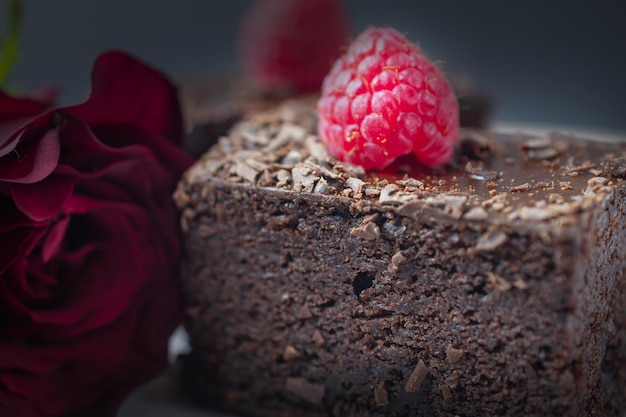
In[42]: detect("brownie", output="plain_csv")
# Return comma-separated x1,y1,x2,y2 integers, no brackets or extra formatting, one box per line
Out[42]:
173,98,626,417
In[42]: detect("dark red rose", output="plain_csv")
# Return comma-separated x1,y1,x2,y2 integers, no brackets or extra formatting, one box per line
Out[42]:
0,51,193,416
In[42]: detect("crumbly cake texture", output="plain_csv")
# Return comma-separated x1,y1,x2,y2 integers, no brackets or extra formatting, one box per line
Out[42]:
174,98,626,417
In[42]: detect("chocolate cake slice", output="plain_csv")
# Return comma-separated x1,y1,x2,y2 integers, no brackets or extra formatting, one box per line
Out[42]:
174,98,626,417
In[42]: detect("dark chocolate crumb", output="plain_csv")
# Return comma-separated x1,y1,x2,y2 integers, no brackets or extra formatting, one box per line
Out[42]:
285,377,325,404
405,359,429,392
476,229,508,251
312,329,325,346
283,345,301,361
298,303,313,319
374,382,389,406
446,345,465,364
439,384,453,400
445,373,460,389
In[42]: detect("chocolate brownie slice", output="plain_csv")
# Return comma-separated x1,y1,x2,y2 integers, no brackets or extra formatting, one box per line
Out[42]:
174,98,626,417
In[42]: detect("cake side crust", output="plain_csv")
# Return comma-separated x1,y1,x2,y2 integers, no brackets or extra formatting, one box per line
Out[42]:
176,179,624,417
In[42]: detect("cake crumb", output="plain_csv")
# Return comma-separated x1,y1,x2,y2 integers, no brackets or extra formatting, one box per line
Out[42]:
445,373,460,389
312,329,325,346
350,222,381,240
534,180,554,190
405,359,429,392
285,377,325,404
374,382,389,406
446,345,465,364
509,182,532,193
548,193,565,204
283,345,301,361
297,303,313,319
512,277,530,290
439,384,453,400
488,272,512,292
589,168,602,176
559,181,572,190
392,251,406,265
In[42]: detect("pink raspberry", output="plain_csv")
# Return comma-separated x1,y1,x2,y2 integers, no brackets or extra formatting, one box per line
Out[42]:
317,27,459,170
238,0,350,93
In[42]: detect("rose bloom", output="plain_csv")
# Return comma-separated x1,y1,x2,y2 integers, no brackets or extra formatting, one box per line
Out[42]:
0,51,193,416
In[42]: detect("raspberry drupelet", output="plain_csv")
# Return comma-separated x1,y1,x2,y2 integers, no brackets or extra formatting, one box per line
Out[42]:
317,27,460,170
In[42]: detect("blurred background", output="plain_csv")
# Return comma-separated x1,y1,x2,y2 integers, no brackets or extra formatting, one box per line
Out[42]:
3,0,626,132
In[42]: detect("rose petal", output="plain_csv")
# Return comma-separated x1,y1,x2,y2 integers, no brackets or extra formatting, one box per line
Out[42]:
0,232,43,277
0,122,21,158
51,117,191,193
41,216,69,263
0,220,47,275
89,123,192,176
65,50,183,145
0,127,60,184
0,89,55,121
0,89,56,157
10,175,75,221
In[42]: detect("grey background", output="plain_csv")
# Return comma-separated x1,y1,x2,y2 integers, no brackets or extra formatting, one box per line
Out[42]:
4,0,626,131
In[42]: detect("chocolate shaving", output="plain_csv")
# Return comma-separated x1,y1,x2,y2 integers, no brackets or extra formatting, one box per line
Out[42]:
509,183,532,193
562,163,598,177
235,161,259,183
350,222,381,240
519,136,567,161
463,206,489,221
476,229,507,251
464,161,498,181
405,359,429,392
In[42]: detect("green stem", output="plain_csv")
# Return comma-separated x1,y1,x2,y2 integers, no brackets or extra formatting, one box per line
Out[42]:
0,0,22,87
